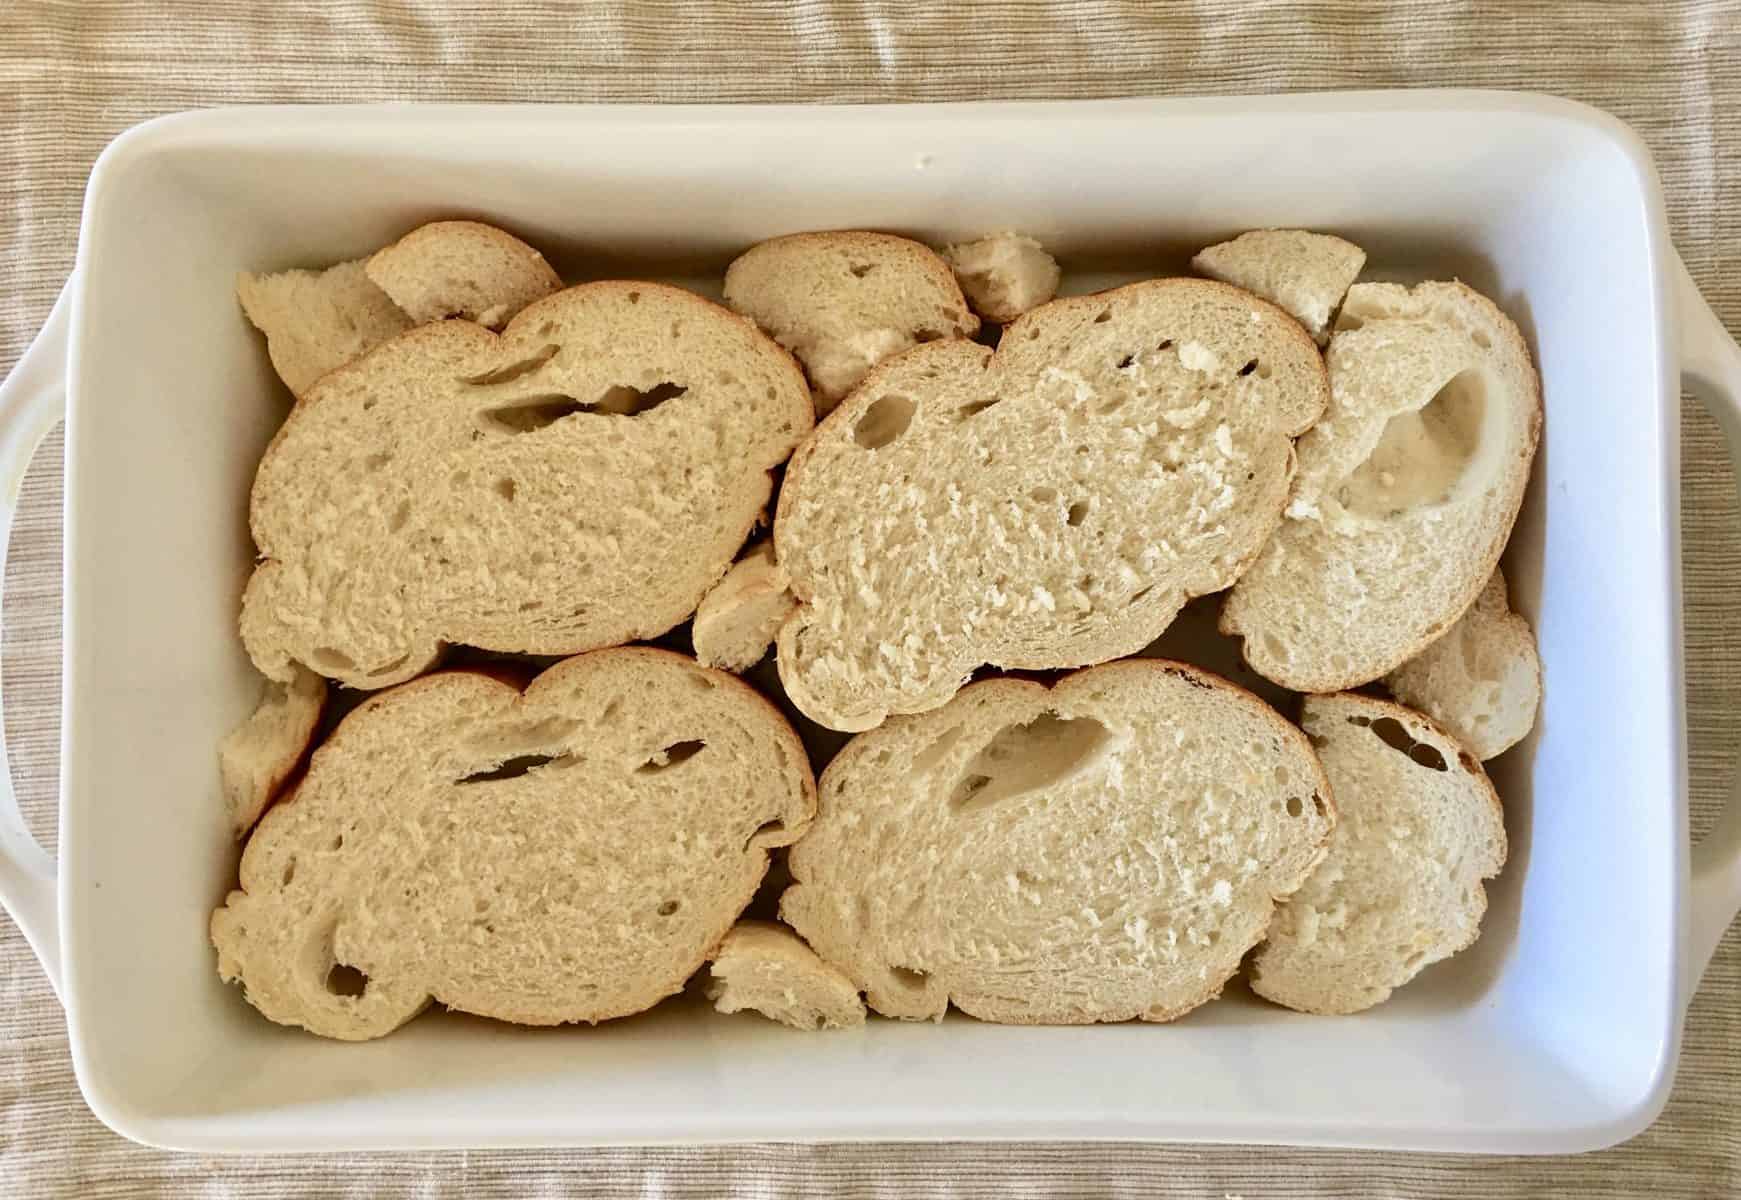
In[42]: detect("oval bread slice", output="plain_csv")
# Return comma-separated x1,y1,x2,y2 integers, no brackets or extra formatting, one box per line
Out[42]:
218,664,328,838
706,920,867,1030
692,540,797,673
781,659,1335,1024
1221,281,1542,692
1250,692,1506,1014
240,281,813,688
366,220,561,330
774,278,1330,732
210,648,815,1041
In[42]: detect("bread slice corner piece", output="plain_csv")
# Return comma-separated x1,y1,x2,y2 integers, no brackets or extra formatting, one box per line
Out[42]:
1251,692,1505,1015
774,277,1329,732
1220,280,1542,693
219,664,328,839
706,920,867,1030
782,658,1334,1024
210,647,816,1040
1191,229,1366,344
723,230,980,415
1384,567,1541,759
237,259,413,397
366,220,561,329
941,233,1062,324
692,540,797,673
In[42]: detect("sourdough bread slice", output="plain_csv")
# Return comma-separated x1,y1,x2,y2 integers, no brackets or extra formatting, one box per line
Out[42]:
781,659,1334,1023
706,920,866,1030
366,220,561,329
1250,693,1505,1014
1221,281,1542,693
774,278,1330,731
240,281,813,689
237,259,413,397
219,664,327,837
692,540,797,672
942,233,1062,324
210,647,815,1041
1384,568,1541,759
1191,230,1366,345
723,231,979,415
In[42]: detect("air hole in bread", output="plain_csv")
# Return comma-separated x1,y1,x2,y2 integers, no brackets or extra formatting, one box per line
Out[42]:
1157,339,1174,352
849,263,873,278
889,965,928,989
948,714,1113,815
325,962,369,998
1128,584,1154,605
657,899,681,916
593,381,687,417
388,500,411,533
854,394,916,450
281,859,296,886
1116,353,1135,369
1094,309,1112,324
330,833,344,851
364,451,391,471
457,754,568,784
1340,369,1488,518
478,394,590,433
1471,328,1491,349
627,291,641,304
1285,796,1303,818
495,478,517,503
1237,359,1258,377
1067,501,1089,527
638,740,705,773
461,343,560,386
1029,486,1057,504
310,646,356,673
1349,715,1449,772
957,397,1001,421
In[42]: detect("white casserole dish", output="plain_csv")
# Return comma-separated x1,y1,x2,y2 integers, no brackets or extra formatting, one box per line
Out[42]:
0,92,1739,1155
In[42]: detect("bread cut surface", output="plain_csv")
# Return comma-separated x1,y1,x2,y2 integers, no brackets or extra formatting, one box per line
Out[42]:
942,233,1062,324
210,648,815,1041
692,540,797,672
238,259,414,397
706,920,866,1030
774,277,1329,731
1384,568,1541,759
1250,693,1505,1015
1221,281,1542,693
367,220,561,330
218,664,328,838
1191,230,1366,344
782,659,1334,1024
723,231,979,415
240,281,813,689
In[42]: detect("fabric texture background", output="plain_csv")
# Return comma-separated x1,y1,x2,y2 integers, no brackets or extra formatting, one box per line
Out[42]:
2,1,1739,1194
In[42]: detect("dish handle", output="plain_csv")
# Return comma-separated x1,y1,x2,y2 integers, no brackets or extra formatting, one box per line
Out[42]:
0,280,71,1002
1676,251,1741,999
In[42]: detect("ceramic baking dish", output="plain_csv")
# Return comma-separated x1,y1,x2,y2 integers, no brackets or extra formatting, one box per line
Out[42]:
0,92,1738,1155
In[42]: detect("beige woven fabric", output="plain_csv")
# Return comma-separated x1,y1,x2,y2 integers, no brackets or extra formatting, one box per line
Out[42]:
2,1,1739,1193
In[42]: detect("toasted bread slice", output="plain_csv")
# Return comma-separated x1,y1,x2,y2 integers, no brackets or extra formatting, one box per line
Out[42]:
1221,281,1542,692
1384,568,1541,759
774,278,1329,731
706,920,866,1030
723,231,979,415
781,659,1334,1024
1250,693,1505,1014
240,281,812,689
218,664,328,838
237,259,413,397
210,648,815,1041
942,233,1061,324
366,220,560,329
692,540,797,672
1191,230,1366,344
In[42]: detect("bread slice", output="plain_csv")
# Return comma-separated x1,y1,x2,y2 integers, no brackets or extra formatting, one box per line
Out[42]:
240,281,813,689
1250,693,1505,1014
1191,230,1366,344
1221,281,1542,693
237,259,414,397
692,540,797,672
706,920,866,1030
1384,568,1541,759
210,647,815,1041
782,659,1334,1023
723,231,979,415
366,220,561,330
218,664,328,838
942,233,1061,324
774,278,1329,732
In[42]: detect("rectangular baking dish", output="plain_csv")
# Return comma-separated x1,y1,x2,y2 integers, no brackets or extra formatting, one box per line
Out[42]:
1,92,1739,1154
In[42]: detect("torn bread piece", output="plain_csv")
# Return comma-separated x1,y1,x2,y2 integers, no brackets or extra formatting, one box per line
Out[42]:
942,233,1062,324
219,664,328,838
693,541,797,672
210,648,815,1041
706,920,866,1030
1191,230,1366,345
1384,568,1541,759
237,259,413,397
1250,693,1505,1015
366,220,561,330
782,659,1334,1024
1221,281,1542,693
723,231,979,415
